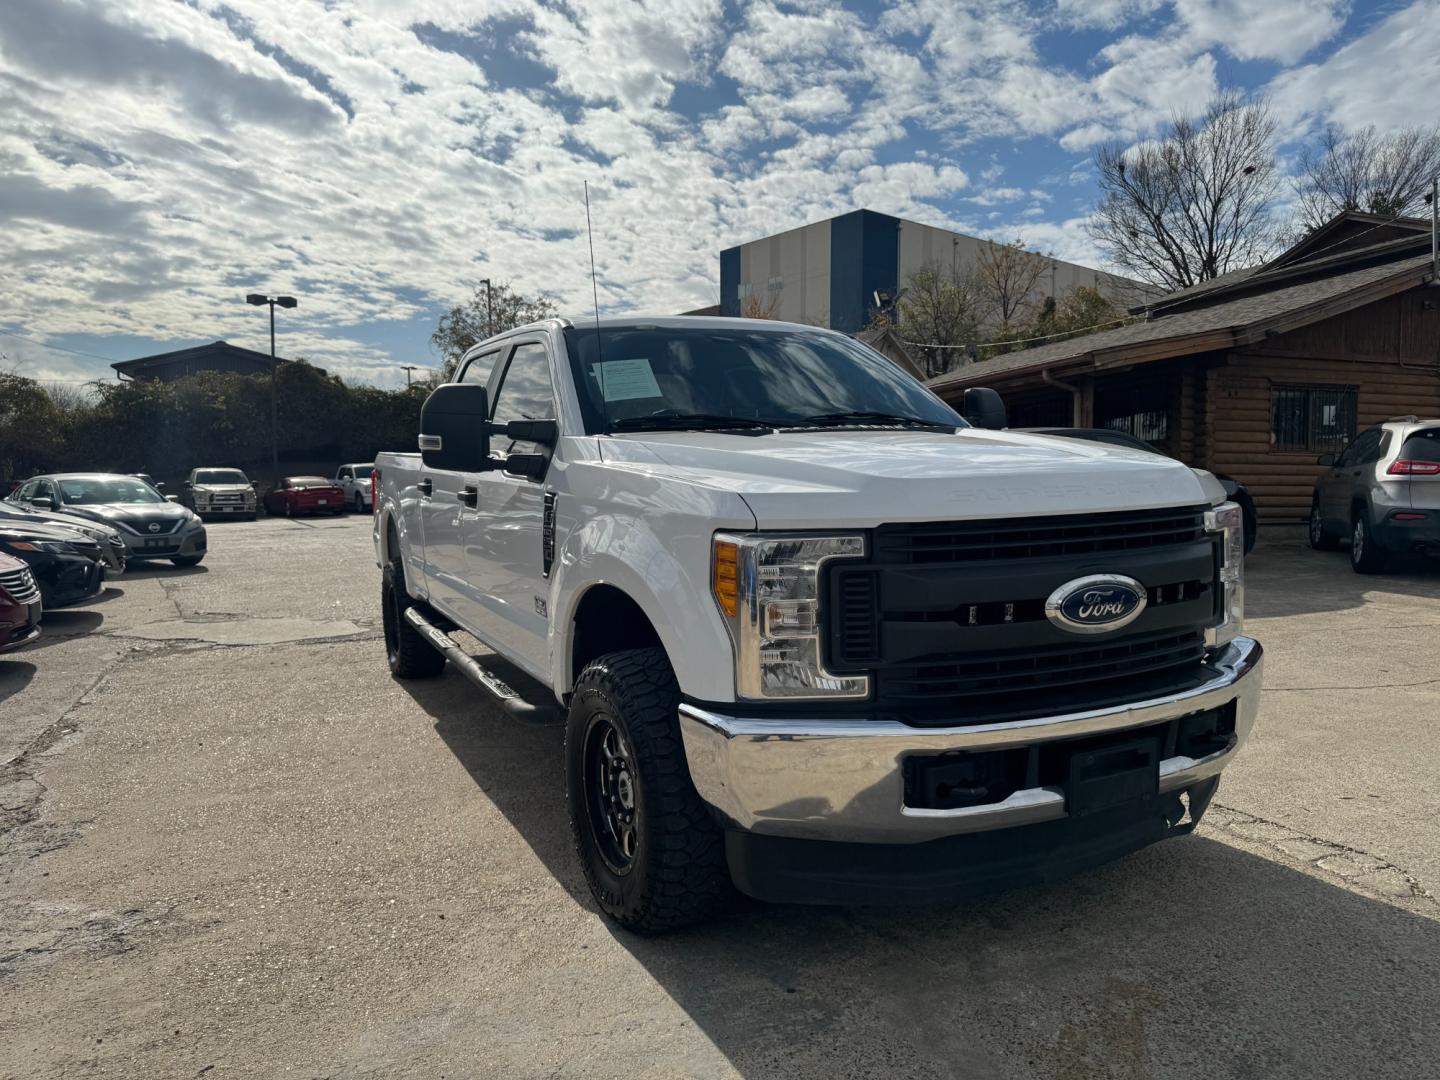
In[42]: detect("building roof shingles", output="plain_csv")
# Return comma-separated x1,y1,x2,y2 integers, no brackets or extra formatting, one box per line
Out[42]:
930,252,1433,392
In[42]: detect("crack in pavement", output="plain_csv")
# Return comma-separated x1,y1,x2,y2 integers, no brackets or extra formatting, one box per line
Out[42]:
1264,676,1440,692
1206,802,1434,906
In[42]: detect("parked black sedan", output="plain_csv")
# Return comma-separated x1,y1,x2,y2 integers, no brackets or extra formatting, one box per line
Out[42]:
1021,427,1258,552
0,521,107,607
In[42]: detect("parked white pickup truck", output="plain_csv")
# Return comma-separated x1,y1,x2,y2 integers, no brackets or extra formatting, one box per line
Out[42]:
333,463,375,513
373,316,1261,933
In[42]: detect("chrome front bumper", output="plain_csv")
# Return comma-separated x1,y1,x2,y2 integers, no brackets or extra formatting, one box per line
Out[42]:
679,636,1263,844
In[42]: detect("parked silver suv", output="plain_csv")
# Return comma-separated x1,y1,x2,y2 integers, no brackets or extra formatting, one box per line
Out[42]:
1309,416,1440,572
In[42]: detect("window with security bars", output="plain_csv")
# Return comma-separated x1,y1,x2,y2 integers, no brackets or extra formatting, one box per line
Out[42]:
1096,384,1169,443
1271,384,1357,453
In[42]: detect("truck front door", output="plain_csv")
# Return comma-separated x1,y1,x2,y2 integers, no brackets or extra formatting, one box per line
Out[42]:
421,348,503,622
463,339,555,678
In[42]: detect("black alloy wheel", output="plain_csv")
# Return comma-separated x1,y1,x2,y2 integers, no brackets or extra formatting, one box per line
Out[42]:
583,715,640,874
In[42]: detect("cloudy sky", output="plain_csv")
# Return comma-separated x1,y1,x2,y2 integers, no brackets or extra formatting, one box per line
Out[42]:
1,0,1436,387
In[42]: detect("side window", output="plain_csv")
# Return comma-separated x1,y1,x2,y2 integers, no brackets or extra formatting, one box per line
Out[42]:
14,481,33,501
1348,429,1382,466
459,349,502,387
490,343,557,457
339,467,351,481
33,480,54,501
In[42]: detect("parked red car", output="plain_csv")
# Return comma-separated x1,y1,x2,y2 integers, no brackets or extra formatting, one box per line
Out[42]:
0,552,42,654
263,476,346,517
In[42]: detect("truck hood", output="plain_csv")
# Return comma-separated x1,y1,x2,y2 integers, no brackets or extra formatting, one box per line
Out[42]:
192,484,254,495
600,428,1213,527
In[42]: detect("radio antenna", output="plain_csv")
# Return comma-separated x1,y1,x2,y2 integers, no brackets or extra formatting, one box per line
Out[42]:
584,181,608,420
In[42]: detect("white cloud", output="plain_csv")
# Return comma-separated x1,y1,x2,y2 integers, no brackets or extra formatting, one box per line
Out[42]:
1176,0,1350,65
1268,0,1440,133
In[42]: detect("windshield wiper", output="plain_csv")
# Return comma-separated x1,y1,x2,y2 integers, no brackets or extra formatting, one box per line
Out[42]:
800,410,958,430
607,414,793,434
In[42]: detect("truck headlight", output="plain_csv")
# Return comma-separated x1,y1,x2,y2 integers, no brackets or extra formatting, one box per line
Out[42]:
1205,501,1245,648
712,533,869,701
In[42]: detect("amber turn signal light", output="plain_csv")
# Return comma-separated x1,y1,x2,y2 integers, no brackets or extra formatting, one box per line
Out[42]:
712,539,739,618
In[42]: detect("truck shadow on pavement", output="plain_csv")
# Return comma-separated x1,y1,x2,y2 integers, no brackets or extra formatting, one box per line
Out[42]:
1246,542,1440,619
403,671,1440,1080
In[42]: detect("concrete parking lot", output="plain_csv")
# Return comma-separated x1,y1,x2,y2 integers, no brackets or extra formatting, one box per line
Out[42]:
2,516,1438,1079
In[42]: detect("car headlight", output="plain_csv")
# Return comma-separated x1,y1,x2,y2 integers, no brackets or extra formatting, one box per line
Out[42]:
184,515,205,531
1205,501,1245,648
711,533,869,701
11,540,78,554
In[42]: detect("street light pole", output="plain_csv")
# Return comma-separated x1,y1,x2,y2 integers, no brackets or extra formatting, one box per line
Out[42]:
479,277,494,337
400,364,418,385
245,293,298,484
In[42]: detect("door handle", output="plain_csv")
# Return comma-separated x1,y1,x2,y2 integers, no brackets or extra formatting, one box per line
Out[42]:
461,485,478,509
418,478,433,497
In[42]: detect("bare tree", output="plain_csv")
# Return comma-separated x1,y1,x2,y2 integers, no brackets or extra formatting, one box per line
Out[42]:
431,280,559,379
1089,92,1280,291
740,290,781,319
976,239,1052,331
894,263,984,378
1294,124,1440,231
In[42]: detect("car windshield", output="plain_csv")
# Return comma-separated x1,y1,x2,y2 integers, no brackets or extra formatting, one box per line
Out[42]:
194,470,248,484
563,326,963,434
58,478,166,505
289,477,331,487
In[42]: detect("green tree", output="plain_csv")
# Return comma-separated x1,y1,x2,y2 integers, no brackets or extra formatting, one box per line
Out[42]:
893,263,985,378
0,373,67,480
430,281,560,379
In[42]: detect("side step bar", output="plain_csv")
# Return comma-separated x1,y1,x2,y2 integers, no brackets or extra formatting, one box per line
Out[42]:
404,606,561,724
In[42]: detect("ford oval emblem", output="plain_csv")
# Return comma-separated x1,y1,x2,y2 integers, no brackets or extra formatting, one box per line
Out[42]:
148,522,161,533
1045,574,1147,635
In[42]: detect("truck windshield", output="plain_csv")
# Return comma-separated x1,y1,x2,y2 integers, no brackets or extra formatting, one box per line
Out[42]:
563,326,963,434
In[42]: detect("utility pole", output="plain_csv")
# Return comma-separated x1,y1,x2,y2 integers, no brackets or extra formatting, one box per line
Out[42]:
479,277,494,337
245,293,298,484
400,364,418,386
1431,177,1438,281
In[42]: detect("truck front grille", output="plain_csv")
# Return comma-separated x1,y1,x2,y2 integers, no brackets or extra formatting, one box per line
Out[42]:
873,506,1208,564
828,506,1219,725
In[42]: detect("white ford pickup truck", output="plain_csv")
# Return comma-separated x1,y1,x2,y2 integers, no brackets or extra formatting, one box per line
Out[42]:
373,316,1261,933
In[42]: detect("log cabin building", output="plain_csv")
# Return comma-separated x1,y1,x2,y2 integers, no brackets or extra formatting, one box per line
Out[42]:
928,212,1440,528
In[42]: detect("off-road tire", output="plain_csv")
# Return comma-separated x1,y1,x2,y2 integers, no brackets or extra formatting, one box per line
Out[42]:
171,555,204,567
1350,513,1388,574
382,558,445,678
1309,497,1339,550
566,648,732,933
354,494,365,514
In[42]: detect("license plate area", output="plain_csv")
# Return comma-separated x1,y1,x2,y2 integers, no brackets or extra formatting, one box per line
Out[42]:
1068,737,1159,817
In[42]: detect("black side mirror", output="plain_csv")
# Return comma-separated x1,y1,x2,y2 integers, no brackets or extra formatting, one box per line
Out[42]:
34,496,57,510
184,480,192,488
1316,453,1336,467
962,387,1007,430
502,454,549,481
155,481,166,490
497,418,559,447
420,383,492,471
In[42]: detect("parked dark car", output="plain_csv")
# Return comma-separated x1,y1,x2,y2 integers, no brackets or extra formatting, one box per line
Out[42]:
0,552,43,654
6,474,207,567
0,521,106,607
1022,427,1258,553
0,500,128,574
264,476,345,517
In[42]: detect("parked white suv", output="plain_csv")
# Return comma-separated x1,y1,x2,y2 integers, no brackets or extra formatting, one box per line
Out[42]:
374,317,1260,932
1310,416,1440,572
334,463,374,513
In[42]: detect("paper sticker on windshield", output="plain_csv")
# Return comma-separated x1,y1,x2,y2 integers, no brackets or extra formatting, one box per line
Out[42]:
594,358,662,401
